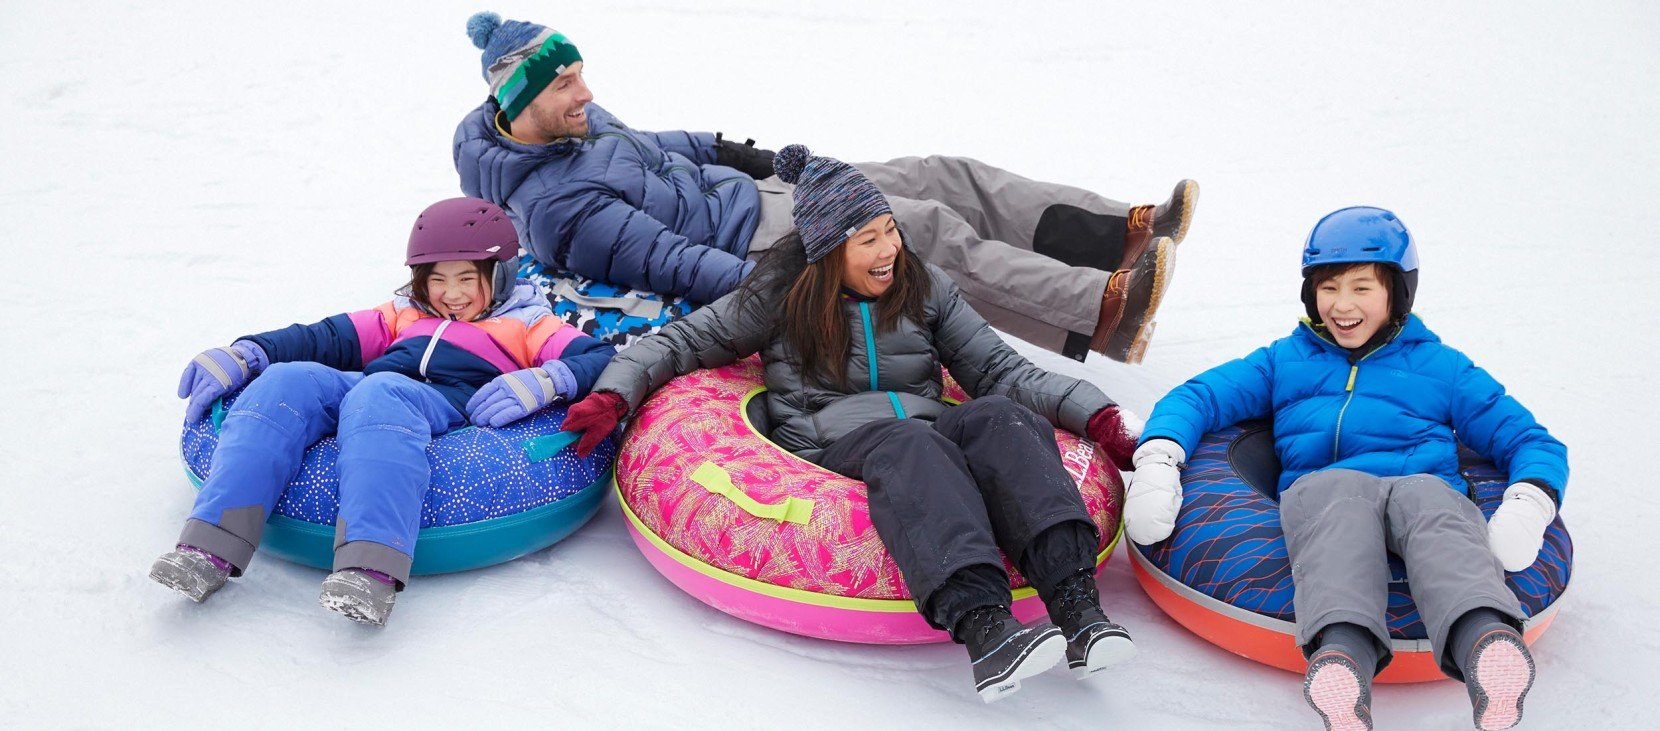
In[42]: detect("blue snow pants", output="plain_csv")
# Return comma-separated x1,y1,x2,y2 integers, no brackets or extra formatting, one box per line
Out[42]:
177,362,464,586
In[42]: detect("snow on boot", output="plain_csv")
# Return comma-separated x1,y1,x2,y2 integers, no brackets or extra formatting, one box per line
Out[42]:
1152,179,1199,245
1044,573,1136,678
955,605,1065,703
149,548,231,603
318,569,397,626
1303,649,1374,731
1465,629,1535,731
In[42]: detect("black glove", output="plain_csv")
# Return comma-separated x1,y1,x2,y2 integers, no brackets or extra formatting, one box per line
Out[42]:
714,132,777,180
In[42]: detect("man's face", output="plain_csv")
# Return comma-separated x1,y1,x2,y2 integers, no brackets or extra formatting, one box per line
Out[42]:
515,61,593,141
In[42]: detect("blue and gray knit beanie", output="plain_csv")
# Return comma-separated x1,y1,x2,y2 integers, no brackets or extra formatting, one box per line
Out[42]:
773,145,894,264
466,12,583,121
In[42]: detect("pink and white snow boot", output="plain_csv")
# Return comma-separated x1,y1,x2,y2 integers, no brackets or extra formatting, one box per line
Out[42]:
1303,649,1373,731
1465,630,1535,730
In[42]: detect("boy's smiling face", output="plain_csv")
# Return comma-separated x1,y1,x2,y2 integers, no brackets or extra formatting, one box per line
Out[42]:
1315,264,1391,348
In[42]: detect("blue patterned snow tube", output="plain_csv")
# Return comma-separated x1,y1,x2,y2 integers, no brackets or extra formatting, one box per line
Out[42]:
519,257,695,350
1130,421,1573,682
179,390,616,575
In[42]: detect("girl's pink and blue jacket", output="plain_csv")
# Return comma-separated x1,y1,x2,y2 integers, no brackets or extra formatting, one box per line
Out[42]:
240,282,614,412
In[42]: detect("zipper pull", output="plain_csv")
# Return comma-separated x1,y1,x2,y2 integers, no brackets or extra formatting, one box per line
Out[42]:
1345,365,1358,392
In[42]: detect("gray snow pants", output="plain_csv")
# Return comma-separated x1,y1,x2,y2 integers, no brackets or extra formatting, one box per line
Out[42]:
1280,469,1525,675
747,156,1131,361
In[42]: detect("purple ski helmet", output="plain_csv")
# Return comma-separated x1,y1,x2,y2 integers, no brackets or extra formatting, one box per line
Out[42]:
406,197,518,265
406,197,522,312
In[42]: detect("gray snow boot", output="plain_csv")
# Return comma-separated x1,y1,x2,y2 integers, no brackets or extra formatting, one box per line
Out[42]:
149,549,231,603
1152,179,1198,245
319,569,397,626
955,605,1066,703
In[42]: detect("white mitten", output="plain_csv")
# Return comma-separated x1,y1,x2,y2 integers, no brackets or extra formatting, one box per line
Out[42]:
1125,439,1186,545
1487,482,1556,572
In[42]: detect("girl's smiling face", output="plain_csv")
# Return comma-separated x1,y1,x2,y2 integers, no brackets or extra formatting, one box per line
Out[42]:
1315,264,1391,348
424,260,491,321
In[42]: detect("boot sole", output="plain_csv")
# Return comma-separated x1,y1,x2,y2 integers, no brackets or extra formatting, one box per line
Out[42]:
1304,653,1373,731
976,626,1066,703
1068,626,1137,678
1469,632,1534,730
148,555,225,603
1104,238,1176,365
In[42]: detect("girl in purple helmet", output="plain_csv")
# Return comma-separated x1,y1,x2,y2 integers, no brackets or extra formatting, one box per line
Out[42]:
149,198,616,626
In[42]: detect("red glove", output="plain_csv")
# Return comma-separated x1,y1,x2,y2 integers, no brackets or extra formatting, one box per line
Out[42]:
1086,406,1141,471
561,391,628,457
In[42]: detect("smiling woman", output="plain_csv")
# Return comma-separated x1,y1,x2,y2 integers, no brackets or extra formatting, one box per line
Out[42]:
560,146,1150,702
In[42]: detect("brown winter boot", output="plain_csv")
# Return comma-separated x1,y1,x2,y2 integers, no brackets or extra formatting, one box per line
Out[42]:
1091,237,1176,364
1118,205,1155,271
1153,180,1199,245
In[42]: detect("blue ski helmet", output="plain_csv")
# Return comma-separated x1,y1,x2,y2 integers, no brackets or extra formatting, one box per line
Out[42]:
1300,206,1419,321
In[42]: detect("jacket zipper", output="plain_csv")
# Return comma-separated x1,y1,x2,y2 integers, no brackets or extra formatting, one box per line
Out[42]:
858,301,906,419
420,319,454,380
1331,365,1359,461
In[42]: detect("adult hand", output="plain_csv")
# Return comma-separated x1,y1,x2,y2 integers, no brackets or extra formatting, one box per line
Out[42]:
178,340,268,423
1124,439,1185,545
714,132,777,180
466,361,577,428
1085,405,1143,471
560,391,627,457
1487,482,1556,572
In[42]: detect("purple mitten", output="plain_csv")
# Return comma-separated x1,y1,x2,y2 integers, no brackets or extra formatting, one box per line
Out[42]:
178,340,268,423
466,361,577,428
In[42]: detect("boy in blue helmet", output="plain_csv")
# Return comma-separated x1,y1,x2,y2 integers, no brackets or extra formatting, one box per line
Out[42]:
1124,208,1567,731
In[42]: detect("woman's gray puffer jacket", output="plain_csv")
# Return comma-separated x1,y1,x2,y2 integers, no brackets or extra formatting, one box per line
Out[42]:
591,263,1115,462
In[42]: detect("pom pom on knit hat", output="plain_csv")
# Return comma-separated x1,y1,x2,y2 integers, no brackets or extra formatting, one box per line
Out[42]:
773,144,811,185
777,144,894,264
467,11,502,49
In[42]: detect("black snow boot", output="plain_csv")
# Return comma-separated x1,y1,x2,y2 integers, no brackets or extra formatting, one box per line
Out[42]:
714,133,777,180
954,605,1065,703
1044,571,1136,678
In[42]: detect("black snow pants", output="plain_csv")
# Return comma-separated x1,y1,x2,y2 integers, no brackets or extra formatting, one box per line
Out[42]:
811,395,1099,636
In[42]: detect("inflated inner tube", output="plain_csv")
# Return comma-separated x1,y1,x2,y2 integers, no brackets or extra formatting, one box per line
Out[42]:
614,356,1126,644
178,390,616,575
1130,420,1573,683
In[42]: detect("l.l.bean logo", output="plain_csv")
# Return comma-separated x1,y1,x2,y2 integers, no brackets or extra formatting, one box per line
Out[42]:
1060,440,1095,484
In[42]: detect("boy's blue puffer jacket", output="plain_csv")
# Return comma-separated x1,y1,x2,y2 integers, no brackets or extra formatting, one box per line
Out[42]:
454,100,759,304
1141,315,1569,500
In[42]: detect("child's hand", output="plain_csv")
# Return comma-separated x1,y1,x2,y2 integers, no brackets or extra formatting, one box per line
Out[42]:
560,391,627,457
1125,439,1185,544
178,340,267,423
1085,405,1143,471
1487,482,1556,572
467,362,577,428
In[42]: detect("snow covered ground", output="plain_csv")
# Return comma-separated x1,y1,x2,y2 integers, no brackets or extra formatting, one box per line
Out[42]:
3,0,1656,727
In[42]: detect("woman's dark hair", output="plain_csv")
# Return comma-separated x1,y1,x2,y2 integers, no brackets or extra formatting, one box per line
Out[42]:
737,228,932,388
401,259,496,315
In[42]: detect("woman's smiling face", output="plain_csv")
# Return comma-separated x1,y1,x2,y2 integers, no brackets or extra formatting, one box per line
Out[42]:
840,214,902,298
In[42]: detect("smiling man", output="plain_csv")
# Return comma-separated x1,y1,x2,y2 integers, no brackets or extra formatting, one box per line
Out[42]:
455,12,1199,363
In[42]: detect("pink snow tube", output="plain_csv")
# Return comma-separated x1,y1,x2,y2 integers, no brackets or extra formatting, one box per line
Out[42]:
615,356,1125,644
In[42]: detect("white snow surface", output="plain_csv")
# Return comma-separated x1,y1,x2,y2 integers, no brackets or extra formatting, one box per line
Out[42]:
3,1,1657,727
